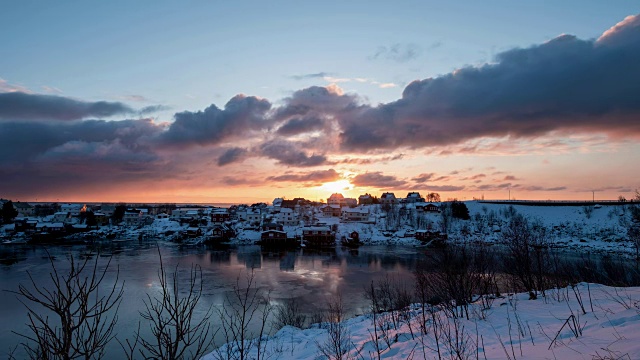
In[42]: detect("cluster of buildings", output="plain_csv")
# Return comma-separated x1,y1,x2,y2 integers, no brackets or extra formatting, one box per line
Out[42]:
2,191,442,246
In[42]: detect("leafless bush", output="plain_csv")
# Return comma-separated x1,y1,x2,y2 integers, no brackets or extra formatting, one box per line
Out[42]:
502,215,551,299
316,294,353,360
212,269,272,360
272,298,306,329
127,257,214,360
416,244,497,320
10,253,123,360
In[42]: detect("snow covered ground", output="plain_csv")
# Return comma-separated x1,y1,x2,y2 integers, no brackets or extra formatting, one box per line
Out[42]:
203,283,640,360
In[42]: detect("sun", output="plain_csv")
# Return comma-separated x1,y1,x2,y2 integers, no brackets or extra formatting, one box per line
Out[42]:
319,180,354,194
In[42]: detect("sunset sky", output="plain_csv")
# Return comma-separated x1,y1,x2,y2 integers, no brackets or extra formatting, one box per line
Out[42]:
1,1,639,204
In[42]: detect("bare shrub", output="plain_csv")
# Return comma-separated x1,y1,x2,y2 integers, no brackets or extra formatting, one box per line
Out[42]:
272,298,306,329
10,253,123,360
212,269,272,360
124,255,214,360
316,294,353,360
502,215,550,299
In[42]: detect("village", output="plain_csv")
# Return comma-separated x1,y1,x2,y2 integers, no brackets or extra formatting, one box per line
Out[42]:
0,192,450,247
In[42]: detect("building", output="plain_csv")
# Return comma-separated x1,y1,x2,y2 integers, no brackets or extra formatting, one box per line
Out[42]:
416,203,441,213
380,192,398,205
405,192,425,203
341,207,370,222
322,205,342,217
327,193,345,206
274,207,299,226
302,226,334,246
60,203,87,217
260,222,289,245
358,194,374,205
123,209,143,225
211,210,231,224
13,202,34,217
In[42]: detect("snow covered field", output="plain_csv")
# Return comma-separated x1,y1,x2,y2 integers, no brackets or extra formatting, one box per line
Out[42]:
204,283,640,360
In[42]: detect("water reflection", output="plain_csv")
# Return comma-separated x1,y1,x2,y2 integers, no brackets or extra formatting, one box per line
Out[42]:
0,241,425,358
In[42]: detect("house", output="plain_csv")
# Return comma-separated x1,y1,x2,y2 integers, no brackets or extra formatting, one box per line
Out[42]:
60,203,87,216
13,202,35,217
35,222,65,233
327,193,344,206
322,205,342,217
246,208,262,224
92,212,109,226
185,227,203,237
275,207,299,226
171,208,202,220
302,226,334,246
207,224,235,243
260,222,289,245
123,209,143,225
211,210,230,224
405,192,425,203
156,212,170,220
53,211,71,223
272,198,284,208
380,192,398,205
358,194,374,205
341,207,370,222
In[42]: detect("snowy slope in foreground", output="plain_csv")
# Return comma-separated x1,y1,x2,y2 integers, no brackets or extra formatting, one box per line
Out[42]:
203,283,640,359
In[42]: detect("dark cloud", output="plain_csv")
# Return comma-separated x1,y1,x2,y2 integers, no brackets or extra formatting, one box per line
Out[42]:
370,43,421,62
139,105,171,114
520,186,567,191
351,172,407,188
276,117,325,136
339,15,640,152
161,95,271,147
217,147,248,166
259,140,328,167
0,117,166,197
503,175,518,181
426,185,466,192
0,92,134,121
267,169,340,183
290,72,331,80
412,173,436,183
338,154,404,165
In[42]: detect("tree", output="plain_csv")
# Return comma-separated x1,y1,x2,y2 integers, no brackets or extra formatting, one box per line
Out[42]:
111,205,126,225
85,211,97,227
2,200,18,223
450,201,470,220
426,192,441,203
10,254,123,359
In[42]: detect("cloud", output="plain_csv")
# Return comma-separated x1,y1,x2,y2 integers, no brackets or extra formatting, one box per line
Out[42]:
0,92,135,121
338,154,404,165
378,83,397,89
266,169,340,184
339,15,640,152
217,147,248,166
503,175,518,181
412,173,436,183
520,185,567,191
371,43,421,62
426,185,466,192
290,72,331,80
139,105,171,114
160,94,271,147
351,172,407,188
0,78,30,93
259,139,329,167
276,116,325,136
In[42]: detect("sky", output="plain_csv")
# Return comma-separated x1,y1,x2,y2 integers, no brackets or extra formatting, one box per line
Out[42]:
1,1,639,204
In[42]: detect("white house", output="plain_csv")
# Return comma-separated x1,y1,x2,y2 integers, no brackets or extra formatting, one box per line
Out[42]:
341,207,371,222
